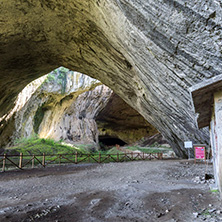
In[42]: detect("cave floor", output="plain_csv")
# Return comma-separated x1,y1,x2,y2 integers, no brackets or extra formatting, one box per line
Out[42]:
0,160,221,222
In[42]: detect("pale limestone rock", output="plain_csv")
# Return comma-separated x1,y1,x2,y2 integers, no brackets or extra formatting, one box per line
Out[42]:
1,68,155,148
0,0,221,156
12,69,103,147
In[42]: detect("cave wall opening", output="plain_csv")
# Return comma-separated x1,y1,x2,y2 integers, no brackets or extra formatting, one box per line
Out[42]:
99,135,127,148
0,0,217,157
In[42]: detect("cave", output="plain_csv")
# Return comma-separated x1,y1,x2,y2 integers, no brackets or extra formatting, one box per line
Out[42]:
0,0,218,157
95,93,158,145
99,135,127,147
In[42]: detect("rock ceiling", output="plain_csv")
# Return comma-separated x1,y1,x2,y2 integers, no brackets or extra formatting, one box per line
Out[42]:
1,0,221,157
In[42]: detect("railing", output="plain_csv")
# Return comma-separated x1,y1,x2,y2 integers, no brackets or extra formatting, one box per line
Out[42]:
0,152,163,172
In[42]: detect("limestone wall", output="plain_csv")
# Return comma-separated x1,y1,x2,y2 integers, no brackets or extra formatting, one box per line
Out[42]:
0,0,221,156
0,68,157,149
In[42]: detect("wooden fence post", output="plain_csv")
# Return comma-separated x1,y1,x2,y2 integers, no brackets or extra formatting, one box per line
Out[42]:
99,152,101,163
42,153,45,167
88,154,90,163
32,155,35,168
2,154,6,172
19,153,23,169
59,154,61,165
158,153,163,160
75,152,78,164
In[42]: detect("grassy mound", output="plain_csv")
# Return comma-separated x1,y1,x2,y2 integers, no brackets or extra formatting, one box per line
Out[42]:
6,136,86,155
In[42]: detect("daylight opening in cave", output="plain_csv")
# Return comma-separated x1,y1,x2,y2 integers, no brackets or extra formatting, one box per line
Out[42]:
99,135,127,147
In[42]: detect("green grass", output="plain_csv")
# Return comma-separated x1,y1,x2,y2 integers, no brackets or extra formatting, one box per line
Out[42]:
3,136,89,168
4,137,129,167
125,146,171,154
6,135,85,156
2,137,171,170
201,209,210,216
210,189,219,193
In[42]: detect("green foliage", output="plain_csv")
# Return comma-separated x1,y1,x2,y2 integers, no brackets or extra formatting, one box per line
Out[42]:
14,133,38,144
150,142,160,147
210,189,219,193
7,136,84,155
57,67,68,94
47,73,56,82
4,139,173,169
5,135,173,168
43,67,69,94
43,72,56,84
201,209,210,216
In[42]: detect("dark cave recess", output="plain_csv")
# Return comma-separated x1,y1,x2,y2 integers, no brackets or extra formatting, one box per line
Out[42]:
99,135,127,146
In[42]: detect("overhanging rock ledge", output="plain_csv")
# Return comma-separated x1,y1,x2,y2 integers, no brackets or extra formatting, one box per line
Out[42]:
0,0,221,157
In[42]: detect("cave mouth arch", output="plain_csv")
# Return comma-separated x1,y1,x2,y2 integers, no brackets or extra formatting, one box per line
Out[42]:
99,135,127,147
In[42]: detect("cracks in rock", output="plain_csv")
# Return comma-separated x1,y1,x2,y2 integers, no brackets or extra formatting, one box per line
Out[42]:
0,0,217,156
96,0,101,7
117,0,221,82
206,11,216,26
164,0,221,30
88,45,97,55
174,41,180,55
124,59,132,70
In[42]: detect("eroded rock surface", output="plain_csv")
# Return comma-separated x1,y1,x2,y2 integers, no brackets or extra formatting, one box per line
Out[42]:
1,0,221,156
0,68,157,148
96,93,158,144
0,69,102,147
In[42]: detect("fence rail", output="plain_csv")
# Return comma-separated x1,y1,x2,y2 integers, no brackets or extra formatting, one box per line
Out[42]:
0,152,163,172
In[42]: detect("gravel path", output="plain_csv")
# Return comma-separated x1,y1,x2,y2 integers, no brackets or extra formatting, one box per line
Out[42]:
0,160,221,221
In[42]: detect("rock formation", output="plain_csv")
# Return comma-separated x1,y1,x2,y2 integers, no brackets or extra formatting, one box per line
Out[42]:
0,68,157,149
1,0,221,156
96,93,158,144
0,68,102,147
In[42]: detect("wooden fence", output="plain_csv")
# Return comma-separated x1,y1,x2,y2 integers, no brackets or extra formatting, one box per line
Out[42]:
0,152,163,172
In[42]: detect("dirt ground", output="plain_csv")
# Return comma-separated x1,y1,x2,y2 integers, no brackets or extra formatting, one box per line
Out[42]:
0,160,221,222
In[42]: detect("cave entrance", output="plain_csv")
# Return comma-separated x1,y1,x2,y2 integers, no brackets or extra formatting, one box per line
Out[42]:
99,135,127,147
